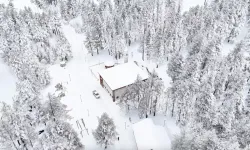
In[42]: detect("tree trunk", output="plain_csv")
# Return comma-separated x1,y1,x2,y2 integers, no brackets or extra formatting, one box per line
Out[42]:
21,138,29,150
90,45,93,56
3,125,19,150
224,81,229,91
178,110,181,123
49,97,56,121
29,139,33,148
142,23,146,61
171,100,175,117
12,140,19,150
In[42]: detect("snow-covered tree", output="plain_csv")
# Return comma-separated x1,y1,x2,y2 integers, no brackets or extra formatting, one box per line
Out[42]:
172,127,219,150
110,34,126,60
41,120,84,150
167,52,184,82
121,72,164,118
56,35,72,62
59,0,81,22
84,2,103,55
0,102,39,150
93,113,118,149
43,93,71,122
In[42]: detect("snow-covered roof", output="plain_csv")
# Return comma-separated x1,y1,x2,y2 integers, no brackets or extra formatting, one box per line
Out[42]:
99,62,148,90
132,118,171,150
104,61,114,66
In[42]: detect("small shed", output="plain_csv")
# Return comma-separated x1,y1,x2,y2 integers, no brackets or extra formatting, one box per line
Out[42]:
132,118,171,150
104,61,114,69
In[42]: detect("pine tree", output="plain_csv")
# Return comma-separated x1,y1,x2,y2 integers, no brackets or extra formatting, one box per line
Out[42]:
235,112,250,148
43,93,71,122
41,120,84,150
93,113,118,149
0,102,21,150
193,76,215,130
172,127,219,150
85,2,103,55
110,34,126,60
0,102,39,150
167,52,184,82
121,73,164,118
84,31,94,56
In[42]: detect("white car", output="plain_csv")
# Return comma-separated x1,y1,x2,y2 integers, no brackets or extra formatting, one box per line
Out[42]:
92,90,100,99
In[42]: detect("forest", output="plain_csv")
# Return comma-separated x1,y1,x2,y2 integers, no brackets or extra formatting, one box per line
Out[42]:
0,0,250,149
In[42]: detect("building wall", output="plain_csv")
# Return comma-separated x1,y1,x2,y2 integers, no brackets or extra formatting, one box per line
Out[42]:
114,79,148,101
113,85,131,101
102,78,148,102
102,78,113,97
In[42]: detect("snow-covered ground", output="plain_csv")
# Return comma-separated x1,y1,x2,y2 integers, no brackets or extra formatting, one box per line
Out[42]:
40,20,180,149
0,58,17,105
42,24,137,150
2,0,244,149
221,23,249,56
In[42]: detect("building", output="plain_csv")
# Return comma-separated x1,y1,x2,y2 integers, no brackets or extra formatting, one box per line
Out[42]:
98,62,148,102
132,118,171,150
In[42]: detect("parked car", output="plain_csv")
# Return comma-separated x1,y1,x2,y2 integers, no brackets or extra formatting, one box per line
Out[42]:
92,90,100,99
